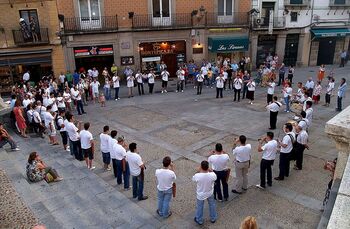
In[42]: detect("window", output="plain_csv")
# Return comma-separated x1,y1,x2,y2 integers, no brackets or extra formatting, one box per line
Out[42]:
334,0,345,4
290,0,303,4
20,10,40,29
291,12,298,22
152,0,170,18
218,0,233,16
79,0,100,19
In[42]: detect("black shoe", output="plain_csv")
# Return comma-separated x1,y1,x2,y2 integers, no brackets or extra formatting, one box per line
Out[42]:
267,183,272,187
210,219,216,223
156,210,161,217
242,188,248,191
269,127,276,130
231,190,242,194
274,177,283,181
224,198,228,201
83,112,87,114
138,196,148,201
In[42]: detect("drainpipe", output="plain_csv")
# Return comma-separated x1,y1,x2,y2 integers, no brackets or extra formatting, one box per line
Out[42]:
307,0,315,66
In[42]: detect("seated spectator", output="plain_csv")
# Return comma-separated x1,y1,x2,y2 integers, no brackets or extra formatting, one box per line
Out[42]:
26,152,63,183
0,123,20,151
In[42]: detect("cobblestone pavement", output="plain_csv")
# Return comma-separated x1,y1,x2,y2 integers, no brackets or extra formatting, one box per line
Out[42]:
0,169,38,229
0,65,349,228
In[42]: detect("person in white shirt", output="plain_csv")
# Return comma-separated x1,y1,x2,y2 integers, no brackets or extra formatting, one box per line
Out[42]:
324,77,335,107
65,113,83,161
155,156,176,218
92,67,99,79
304,101,313,128
110,130,130,189
80,122,95,170
275,123,295,181
135,70,144,96
56,94,66,112
147,70,156,94
297,111,309,131
196,72,205,95
48,93,58,113
200,65,208,87
71,86,85,115
112,74,121,100
126,142,148,201
35,101,46,123
208,143,230,201
100,126,111,171
246,79,256,104
22,94,31,108
23,70,30,82
90,78,100,103
63,88,72,112
161,68,170,93
256,132,278,189
233,75,243,102
283,82,293,112
30,103,45,138
305,77,315,98
43,105,59,145
267,79,276,104
56,110,69,152
215,74,225,98
232,135,251,193
294,126,309,170
192,160,217,225
176,67,185,92
126,75,135,98
266,96,282,130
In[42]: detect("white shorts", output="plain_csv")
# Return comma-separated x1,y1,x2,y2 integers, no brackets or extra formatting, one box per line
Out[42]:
46,125,56,136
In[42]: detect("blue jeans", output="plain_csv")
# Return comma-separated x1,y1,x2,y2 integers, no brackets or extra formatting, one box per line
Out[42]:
76,100,85,115
0,138,17,149
116,160,130,189
132,175,144,200
157,188,173,217
284,96,290,111
114,87,119,99
195,195,217,224
104,87,111,100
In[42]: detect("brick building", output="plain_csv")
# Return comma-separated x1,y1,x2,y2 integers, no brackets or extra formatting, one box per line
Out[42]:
58,0,251,77
0,0,65,92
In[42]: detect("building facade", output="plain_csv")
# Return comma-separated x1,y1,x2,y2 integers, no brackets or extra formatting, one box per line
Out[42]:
0,0,65,92
251,0,350,69
58,0,251,77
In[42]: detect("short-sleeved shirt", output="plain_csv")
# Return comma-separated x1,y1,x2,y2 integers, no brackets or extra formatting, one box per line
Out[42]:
110,141,127,160
208,154,229,171
216,77,225,88
155,169,176,191
100,133,110,153
280,132,295,153
126,152,143,176
297,130,308,145
113,76,120,88
43,111,54,127
80,130,93,149
65,122,79,141
261,140,278,160
192,172,217,200
232,144,251,162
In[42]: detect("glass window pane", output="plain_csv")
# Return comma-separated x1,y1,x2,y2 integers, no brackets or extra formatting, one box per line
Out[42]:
79,0,89,18
334,0,345,4
226,0,233,15
153,0,161,17
218,0,224,16
162,0,170,17
90,0,100,18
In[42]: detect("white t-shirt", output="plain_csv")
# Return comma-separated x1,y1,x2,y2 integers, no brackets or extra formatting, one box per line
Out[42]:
80,130,93,149
59,74,65,84
192,172,217,200
63,92,72,103
201,66,208,75
232,144,252,162
112,76,120,88
22,99,31,108
35,105,46,121
216,77,225,88
65,122,80,141
267,101,282,112
127,76,134,88
135,73,143,84
161,71,169,81
280,132,295,153
32,110,41,123
155,169,176,191
48,98,58,112
110,140,127,160
177,70,185,80
298,118,309,130
326,82,335,95
100,133,111,153
223,71,228,80
305,108,313,126
197,74,204,82
92,70,99,78
126,152,143,176
23,72,30,81
261,140,278,160
43,111,54,127
247,82,256,91
283,87,293,98
71,90,81,101
91,81,100,93
234,78,243,89
297,130,308,145
208,154,229,171
148,73,155,84
57,116,65,132
305,80,314,89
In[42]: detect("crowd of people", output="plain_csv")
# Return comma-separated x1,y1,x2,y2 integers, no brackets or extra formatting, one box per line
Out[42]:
0,55,347,227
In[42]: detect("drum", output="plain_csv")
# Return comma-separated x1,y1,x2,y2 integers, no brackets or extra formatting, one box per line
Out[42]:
291,103,303,113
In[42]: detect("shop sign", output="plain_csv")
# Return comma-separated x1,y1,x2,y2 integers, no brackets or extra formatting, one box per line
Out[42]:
140,42,174,56
74,45,113,57
208,36,249,52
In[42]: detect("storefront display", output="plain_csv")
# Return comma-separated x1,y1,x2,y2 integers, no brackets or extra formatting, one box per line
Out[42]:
74,45,114,73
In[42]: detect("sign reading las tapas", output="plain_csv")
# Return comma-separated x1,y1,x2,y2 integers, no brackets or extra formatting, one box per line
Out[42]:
74,45,114,57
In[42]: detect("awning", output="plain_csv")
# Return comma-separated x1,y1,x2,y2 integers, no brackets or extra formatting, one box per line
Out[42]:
0,49,52,67
208,36,249,52
310,28,350,38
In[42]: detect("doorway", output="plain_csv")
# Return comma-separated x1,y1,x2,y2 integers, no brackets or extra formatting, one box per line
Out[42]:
152,0,171,26
161,54,177,77
317,38,336,65
284,34,299,66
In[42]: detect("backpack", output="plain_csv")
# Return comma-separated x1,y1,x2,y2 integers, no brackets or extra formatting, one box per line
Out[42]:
55,116,63,131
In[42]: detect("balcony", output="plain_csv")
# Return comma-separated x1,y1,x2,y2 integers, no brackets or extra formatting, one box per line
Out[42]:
63,16,118,33
12,28,49,46
132,12,249,30
284,0,310,6
329,0,350,7
252,17,286,29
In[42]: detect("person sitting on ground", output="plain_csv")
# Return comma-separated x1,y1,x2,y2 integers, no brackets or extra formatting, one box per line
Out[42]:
0,122,20,151
26,151,63,182
240,216,258,229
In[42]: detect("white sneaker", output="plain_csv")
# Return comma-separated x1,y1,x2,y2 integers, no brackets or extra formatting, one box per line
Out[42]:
176,90,178,93
118,98,121,100
12,147,20,151
181,90,184,92
161,91,164,93
115,99,118,101
164,90,167,93
255,184,265,190
90,166,96,170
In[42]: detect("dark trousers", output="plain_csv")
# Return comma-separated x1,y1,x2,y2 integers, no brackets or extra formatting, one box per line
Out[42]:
112,158,118,177
148,83,154,94
114,159,130,188
228,78,232,89
71,140,83,160
278,153,290,179
295,143,306,169
138,83,144,95
234,88,241,101
340,58,345,67
114,87,119,99
242,84,248,99
33,122,45,136
197,82,203,94
213,170,228,200
337,96,343,111
76,100,85,115
260,159,274,187
270,111,278,129
0,137,17,149
216,88,223,98
278,73,285,86
132,175,144,200
267,94,273,104
288,74,293,84
177,80,184,91
325,94,331,104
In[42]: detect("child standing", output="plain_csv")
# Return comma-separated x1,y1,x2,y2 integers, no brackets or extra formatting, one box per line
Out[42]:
99,93,106,107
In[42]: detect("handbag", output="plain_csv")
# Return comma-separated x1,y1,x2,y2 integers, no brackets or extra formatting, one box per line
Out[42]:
44,173,54,183
172,183,176,198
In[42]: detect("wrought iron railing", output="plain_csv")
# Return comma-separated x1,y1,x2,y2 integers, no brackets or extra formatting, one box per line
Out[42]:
64,16,118,33
12,27,49,46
